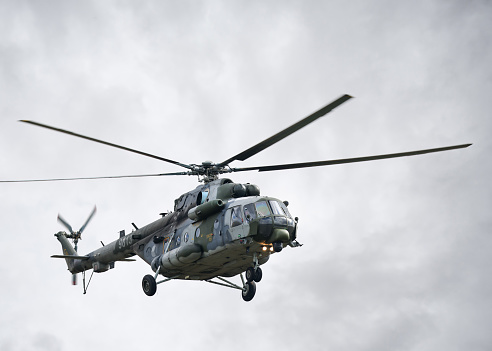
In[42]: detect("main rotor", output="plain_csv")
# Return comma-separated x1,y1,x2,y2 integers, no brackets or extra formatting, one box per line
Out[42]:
1,94,471,184
185,161,231,183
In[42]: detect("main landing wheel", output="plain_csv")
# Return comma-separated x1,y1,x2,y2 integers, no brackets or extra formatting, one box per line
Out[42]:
142,274,157,296
242,281,256,302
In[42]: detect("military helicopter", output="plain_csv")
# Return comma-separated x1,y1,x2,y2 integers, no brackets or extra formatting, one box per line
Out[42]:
1,94,471,301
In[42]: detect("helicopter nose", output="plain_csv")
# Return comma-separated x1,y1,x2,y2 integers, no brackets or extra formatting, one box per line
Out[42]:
256,218,291,245
270,228,290,243
269,229,290,253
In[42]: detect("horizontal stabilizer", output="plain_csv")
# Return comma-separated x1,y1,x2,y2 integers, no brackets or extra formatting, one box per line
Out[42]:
51,254,90,260
51,255,136,262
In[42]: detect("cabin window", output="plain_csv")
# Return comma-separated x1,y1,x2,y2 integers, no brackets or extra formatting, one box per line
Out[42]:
255,201,271,217
243,203,257,222
231,206,243,227
269,200,284,215
197,190,209,205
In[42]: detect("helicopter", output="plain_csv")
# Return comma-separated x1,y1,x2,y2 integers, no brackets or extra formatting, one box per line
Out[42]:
1,94,471,301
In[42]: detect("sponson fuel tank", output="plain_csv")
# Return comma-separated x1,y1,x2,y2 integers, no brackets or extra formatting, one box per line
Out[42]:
154,244,202,270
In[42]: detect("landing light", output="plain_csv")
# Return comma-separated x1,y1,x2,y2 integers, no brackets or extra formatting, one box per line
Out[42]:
262,246,268,251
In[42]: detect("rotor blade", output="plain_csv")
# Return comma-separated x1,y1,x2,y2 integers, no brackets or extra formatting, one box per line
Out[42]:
232,144,472,172
0,171,190,183
72,274,77,285
218,94,353,166
79,206,97,235
19,120,193,170
57,214,74,235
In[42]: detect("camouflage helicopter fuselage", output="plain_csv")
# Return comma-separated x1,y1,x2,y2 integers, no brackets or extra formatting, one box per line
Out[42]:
56,178,298,285
9,94,469,300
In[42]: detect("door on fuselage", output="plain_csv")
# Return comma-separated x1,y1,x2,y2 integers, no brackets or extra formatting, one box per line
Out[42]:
227,205,250,241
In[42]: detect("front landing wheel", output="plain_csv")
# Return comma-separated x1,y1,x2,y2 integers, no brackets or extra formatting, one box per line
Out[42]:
142,274,157,296
242,281,256,302
246,267,263,283
253,267,262,283
246,267,255,282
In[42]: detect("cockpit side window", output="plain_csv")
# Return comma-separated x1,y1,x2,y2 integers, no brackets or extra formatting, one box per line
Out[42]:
255,201,271,217
269,200,284,215
231,206,243,227
243,203,257,222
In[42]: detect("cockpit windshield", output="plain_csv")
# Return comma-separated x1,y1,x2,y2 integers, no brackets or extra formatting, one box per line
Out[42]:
269,200,284,215
272,200,292,218
242,200,291,223
255,201,271,217
279,201,291,218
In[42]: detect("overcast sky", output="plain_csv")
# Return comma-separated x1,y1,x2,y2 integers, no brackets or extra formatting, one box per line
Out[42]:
1,1,491,350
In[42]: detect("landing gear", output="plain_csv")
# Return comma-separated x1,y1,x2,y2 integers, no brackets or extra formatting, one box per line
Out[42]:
253,267,262,282
82,269,95,295
242,281,256,302
142,252,265,301
205,273,257,302
246,266,262,283
245,252,263,283
142,274,157,296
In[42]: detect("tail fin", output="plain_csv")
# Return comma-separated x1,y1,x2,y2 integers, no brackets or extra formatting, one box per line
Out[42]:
54,231,77,271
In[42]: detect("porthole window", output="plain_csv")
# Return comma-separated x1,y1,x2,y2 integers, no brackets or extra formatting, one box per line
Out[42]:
184,232,189,243
176,235,181,247
195,227,201,238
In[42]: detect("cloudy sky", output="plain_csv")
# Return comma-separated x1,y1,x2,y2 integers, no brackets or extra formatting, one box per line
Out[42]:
1,1,491,350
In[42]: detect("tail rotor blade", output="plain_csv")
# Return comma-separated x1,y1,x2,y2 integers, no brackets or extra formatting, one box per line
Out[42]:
57,214,74,235
79,206,97,235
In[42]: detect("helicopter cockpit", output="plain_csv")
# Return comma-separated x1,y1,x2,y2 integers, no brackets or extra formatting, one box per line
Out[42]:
227,197,297,252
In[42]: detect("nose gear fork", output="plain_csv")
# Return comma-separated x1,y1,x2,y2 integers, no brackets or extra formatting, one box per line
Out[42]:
246,252,263,283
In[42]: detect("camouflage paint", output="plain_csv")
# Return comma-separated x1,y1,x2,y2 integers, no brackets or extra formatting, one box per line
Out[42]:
53,178,299,282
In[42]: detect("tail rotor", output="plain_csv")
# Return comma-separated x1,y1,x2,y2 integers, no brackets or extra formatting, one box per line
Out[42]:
57,206,97,285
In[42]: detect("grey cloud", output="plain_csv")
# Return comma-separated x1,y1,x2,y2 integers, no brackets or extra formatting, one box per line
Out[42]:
1,1,491,351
